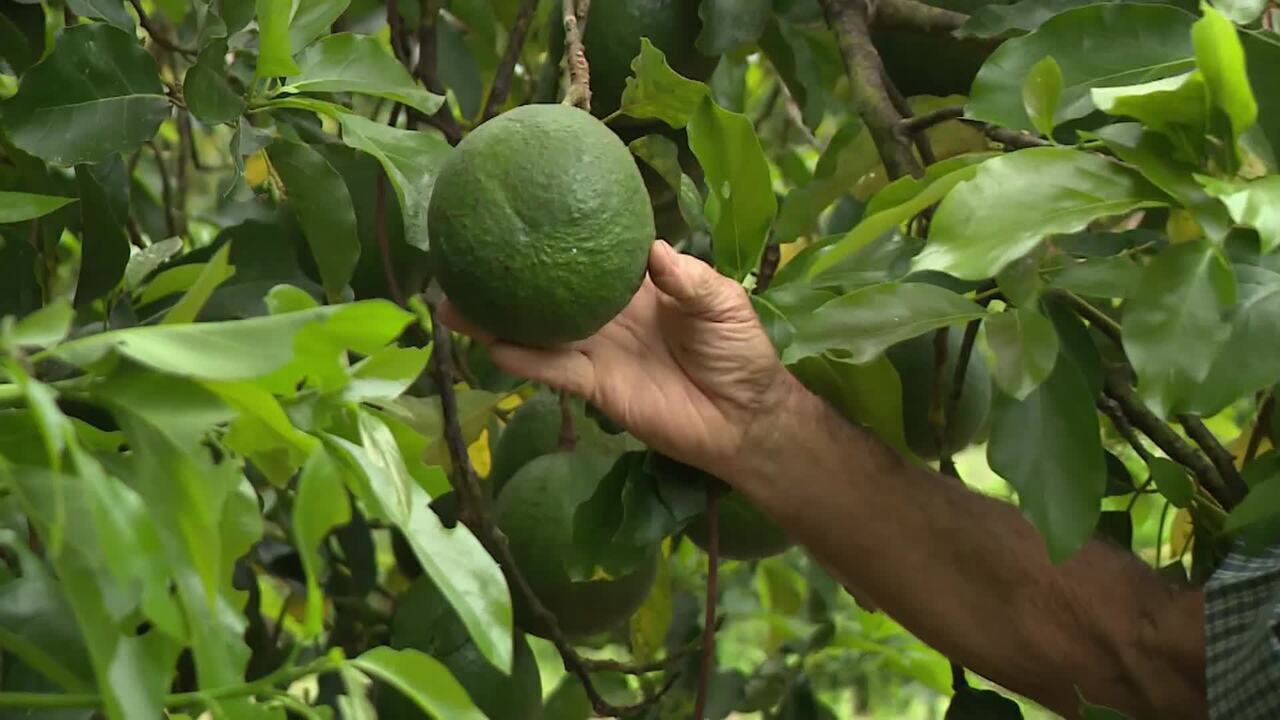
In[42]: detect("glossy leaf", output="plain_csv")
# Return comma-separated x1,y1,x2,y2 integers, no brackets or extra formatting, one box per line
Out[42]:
1215,0,1267,23
1193,2,1257,140
759,18,832,130
50,300,412,380
1186,265,1280,414
687,96,777,282
186,39,245,125
0,191,76,223
696,0,770,55
74,156,132,306
789,354,910,456
338,114,451,252
958,0,1099,38
988,351,1105,562
353,648,487,720
11,300,73,348
255,0,300,76
1049,255,1142,299
1091,72,1208,142
784,283,986,364
1199,175,1280,253
162,243,235,324
983,307,1059,400
3,24,170,164
618,38,710,127
294,449,352,637
267,139,361,298
967,3,1196,132
1224,456,1280,545
1241,30,1280,164
915,148,1168,280
1022,55,1062,136
1122,241,1235,417
346,346,431,401
775,120,876,243
284,33,444,115
288,0,351,50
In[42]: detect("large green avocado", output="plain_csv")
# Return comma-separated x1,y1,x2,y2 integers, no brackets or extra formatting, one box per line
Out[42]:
428,104,655,346
496,450,659,638
652,456,794,561
548,0,719,119
489,391,632,496
886,328,992,461
381,576,543,720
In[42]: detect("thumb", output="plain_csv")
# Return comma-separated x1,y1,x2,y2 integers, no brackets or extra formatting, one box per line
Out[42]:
647,241,742,318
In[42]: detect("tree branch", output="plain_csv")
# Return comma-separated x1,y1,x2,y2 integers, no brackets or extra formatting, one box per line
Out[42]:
1245,391,1274,464
128,0,196,57
1177,414,1247,506
424,298,672,718
148,141,177,239
1098,395,1154,463
561,0,592,110
971,122,1052,150
898,105,964,135
874,0,969,32
1052,290,1122,346
819,0,921,180
1102,373,1234,510
413,0,465,144
481,0,538,121
755,242,781,294
884,73,936,165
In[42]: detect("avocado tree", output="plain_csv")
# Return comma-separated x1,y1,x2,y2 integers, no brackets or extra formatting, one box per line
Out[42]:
1,0,1279,718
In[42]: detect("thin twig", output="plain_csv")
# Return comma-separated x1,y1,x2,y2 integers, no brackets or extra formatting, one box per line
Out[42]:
884,74,936,165
413,0,465,144
387,0,411,66
1098,396,1154,462
481,0,538,121
1053,290,1122,346
1177,414,1247,506
561,0,592,110
1245,392,1274,464
820,0,921,180
971,122,1052,150
898,105,964,135
753,82,783,133
874,0,969,32
149,141,177,239
127,0,196,57
1103,373,1233,509
692,487,720,720
425,299,666,718
755,242,781,294
940,319,981,477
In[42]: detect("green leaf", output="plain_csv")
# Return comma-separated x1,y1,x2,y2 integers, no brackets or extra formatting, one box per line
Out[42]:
288,0,351,50
1147,456,1194,507
1193,2,1257,140
255,0,300,76
686,96,776,282
805,155,991,280
967,3,1196,132
267,139,361,299
1022,55,1062,136
1091,124,1231,241
696,0,770,55
1199,175,1280,253
338,114,451,252
49,299,411,380
914,148,1169,280
1049,255,1142,299
759,18,833,131
162,242,235,324
945,686,1024,719
0,191,76,223
1123,242,1235,417
0,1,48,75
775,120,876,243
1091,72,1209,143
1225,456,1280,540
983,307,1059,400
958,0,1099,38
987,351,1105,562
1078,691,1134,720
11,299,73,348
3,24,170,165
294,449,352,637
1241,31,1280,166
346,346,431,401
618,38,710,128
789,354,910,456
74,155,132,306
186,39,246,125
355,409,415,524
1186,265,1280,414
284,33,444,115
353,648,487,720
784,282,986,364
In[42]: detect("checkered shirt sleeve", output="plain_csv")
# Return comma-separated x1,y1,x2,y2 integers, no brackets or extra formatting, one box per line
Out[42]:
1205,540,1280,719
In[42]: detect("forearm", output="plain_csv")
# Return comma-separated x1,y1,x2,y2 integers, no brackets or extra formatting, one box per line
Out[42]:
729,374,1206,719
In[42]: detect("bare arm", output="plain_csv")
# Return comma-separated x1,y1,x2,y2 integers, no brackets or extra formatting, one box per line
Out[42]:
441,241,1206,719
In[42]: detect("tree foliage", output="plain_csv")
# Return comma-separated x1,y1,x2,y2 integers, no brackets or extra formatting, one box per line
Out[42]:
1,0,1279,718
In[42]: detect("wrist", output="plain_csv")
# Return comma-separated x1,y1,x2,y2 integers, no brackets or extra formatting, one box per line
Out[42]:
727,367,827,490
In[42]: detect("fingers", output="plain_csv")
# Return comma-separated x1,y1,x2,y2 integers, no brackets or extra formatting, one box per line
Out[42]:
647,240,746,318
487,342,597,399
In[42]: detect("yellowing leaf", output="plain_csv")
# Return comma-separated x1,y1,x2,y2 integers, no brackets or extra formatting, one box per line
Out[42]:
244,151,270,187
468,429,491,478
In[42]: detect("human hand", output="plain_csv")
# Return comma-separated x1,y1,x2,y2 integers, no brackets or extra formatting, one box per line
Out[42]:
439,241,796,477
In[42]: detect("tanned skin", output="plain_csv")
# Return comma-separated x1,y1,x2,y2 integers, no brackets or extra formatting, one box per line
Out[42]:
441,241,1207,720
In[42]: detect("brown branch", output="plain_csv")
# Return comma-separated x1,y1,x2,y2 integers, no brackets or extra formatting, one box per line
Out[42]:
1245,391,1274,464
884,73,936,165
940,319,981,477
127,0,196,57
148,141,177,239
755,242,781,294
387,0,411,66
692,487,720,720
970,121,1052,150
1102,373,1233,509
424,300,669,719
1052,290,1122,346
874,0,969,33
1098,395,1154,462
561,0,592,111
481,0,538,121
927,326,952,473
898,105,964,135
413,0,465,144
1177,414,1247,506
819,0,922,180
